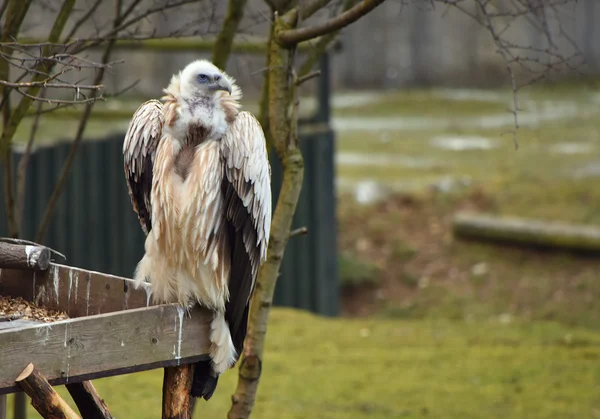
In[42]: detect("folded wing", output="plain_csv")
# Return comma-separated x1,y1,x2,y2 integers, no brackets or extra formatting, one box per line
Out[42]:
220,111,272,351
123,100,165,235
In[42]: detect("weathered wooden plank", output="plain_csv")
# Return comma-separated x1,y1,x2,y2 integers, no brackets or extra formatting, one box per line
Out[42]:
0,319,43,331
0,263,153,318
0,304,211,395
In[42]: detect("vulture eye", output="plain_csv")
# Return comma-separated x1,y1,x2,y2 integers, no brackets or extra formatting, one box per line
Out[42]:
197,74,208,83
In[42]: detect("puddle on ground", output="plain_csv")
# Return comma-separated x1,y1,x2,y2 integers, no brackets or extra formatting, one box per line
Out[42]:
429,135,497,151
550,142,595,155
331,92,383,109
572,162,600,179
336,152,441,168
432,88,508,103
332,100,600,132
337,175,472,205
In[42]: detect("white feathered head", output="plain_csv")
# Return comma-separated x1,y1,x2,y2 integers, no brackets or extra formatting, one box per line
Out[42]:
177,59,237,99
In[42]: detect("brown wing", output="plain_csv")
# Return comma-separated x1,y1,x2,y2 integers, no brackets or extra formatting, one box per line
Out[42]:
220,111,272,352
122,99,164,235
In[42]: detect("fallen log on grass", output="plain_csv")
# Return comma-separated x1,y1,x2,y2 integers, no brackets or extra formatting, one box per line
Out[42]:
452,212,600,252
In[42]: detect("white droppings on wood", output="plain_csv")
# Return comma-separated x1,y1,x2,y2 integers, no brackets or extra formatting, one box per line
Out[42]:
52,265,60,305
65,325,72,382
68,270,73,310
175,305,184,364
73,271,79,303
86,276,91,316
34,325,51,346
121,340,125,347
25,245,39,267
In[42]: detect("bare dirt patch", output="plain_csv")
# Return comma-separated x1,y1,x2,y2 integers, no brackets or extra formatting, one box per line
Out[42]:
337,189,600,328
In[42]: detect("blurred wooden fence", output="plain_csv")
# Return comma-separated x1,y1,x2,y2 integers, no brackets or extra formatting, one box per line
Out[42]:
0,58,339,318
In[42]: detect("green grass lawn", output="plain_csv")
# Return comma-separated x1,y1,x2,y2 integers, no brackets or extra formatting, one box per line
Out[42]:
6,308,600,419
7,82,600,418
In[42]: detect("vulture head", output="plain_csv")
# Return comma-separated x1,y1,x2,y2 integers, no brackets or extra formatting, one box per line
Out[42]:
179,59,233,99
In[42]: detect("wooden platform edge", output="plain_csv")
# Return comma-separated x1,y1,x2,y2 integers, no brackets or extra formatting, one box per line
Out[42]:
0,304,211,395
0,262,156,318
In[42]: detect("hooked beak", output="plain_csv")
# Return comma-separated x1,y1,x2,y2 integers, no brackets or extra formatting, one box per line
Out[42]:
211,77,232,95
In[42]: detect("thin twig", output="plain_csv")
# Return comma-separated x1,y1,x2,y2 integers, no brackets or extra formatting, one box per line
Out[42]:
63,0,103,40
295,70,320,86
289,227,308,238
0,80,103,90
16,90,103,105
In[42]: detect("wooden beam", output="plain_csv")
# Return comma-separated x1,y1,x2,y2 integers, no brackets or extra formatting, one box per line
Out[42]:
0,243,50,271
15,363,81,419
0,304,211,394
0,263,154,318
65,381,112,419
453,212,600,252
162,365,193,419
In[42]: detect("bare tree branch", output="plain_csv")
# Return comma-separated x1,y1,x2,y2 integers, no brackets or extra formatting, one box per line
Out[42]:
295,69,320,85
277,0,387,46
0,0,8,20
212,0,249,69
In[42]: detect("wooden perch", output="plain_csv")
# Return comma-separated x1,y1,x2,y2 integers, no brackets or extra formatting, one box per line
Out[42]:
15,363,81,419
66,381,113,419
453,212,600,252
162,365,193,419
0,303,211,394
0,242,50,271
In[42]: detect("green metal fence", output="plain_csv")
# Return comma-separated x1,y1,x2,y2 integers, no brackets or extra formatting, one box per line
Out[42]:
0,55,339,317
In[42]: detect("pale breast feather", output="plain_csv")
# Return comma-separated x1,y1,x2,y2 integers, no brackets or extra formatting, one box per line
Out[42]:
123,99,165,235
220,111,272,347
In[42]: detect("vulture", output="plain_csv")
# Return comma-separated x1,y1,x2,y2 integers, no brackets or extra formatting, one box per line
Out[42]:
122,59,271,400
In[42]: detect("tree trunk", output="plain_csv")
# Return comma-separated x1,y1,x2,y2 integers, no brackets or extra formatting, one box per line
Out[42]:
228,10,305,419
